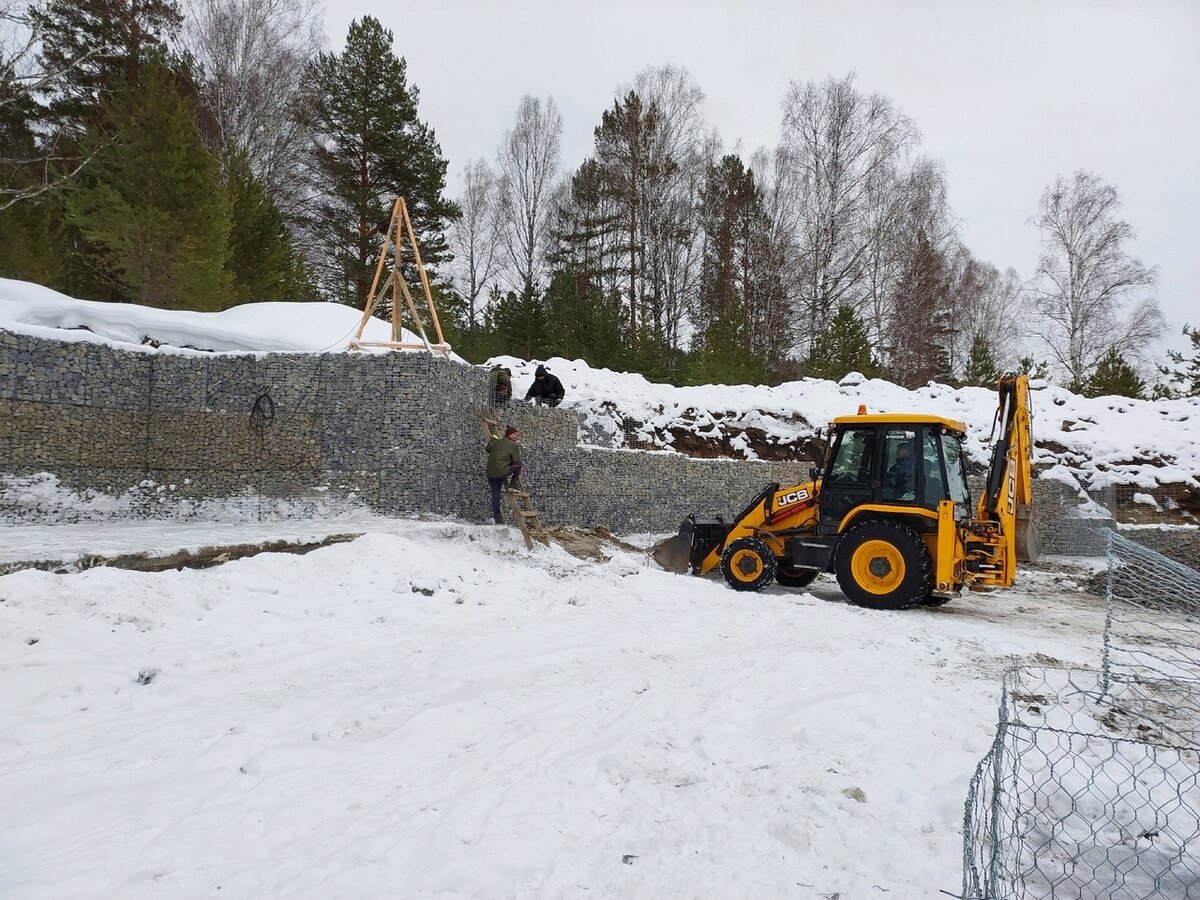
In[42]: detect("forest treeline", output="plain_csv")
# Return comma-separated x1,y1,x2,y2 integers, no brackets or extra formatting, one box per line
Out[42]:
2,0,1193,398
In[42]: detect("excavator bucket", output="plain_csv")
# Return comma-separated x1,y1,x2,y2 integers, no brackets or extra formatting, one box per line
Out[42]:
1016,501,1041,563
652,519,695,574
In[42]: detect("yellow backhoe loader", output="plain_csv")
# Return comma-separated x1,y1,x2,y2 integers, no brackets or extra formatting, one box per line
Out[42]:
654,375,1039,609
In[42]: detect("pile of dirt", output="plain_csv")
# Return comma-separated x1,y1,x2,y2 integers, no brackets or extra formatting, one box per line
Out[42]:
545,525,645,561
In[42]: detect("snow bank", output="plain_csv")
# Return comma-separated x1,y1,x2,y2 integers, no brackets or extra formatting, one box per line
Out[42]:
492,356,1200,491
0,278,452,355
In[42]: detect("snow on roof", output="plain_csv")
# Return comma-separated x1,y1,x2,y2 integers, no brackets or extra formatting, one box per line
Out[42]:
2,279,1196,493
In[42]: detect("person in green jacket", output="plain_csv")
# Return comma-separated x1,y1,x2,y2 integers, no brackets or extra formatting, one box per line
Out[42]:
485,425,523,524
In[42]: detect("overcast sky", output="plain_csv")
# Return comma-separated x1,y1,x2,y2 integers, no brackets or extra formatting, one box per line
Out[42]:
326,0,1199,350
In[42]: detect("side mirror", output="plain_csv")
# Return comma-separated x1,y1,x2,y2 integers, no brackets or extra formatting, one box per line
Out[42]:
809,467,822,482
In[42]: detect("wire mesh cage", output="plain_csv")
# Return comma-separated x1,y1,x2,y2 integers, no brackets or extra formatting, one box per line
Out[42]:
963,531,1200,899
962,666,1200,899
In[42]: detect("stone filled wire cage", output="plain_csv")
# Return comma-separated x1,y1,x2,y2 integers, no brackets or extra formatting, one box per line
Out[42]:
961,532,1200,899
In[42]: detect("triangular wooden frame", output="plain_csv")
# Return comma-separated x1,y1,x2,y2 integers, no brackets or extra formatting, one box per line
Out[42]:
349,196,452,357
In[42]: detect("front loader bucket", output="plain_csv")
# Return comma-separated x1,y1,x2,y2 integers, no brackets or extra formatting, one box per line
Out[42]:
652,519,695,574
1016,501,1041,563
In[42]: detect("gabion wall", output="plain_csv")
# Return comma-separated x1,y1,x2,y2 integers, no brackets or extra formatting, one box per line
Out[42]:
0,330,808,531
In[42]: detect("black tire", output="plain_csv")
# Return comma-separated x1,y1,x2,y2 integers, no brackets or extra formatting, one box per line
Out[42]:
775,566,819,589
834,519,931,610
720,536,778,592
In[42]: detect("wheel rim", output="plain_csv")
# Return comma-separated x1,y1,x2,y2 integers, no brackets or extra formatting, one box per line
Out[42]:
850,539,905,595
729,548,764,582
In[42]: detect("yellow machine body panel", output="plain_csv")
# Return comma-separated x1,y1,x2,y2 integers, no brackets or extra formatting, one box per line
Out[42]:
832,413,968,433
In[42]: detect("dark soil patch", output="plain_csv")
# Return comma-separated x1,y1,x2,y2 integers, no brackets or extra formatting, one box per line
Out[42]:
0,533,361,576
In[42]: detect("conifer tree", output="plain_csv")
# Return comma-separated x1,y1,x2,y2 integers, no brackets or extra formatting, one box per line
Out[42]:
541,268,623,368
224,153,311,302
1083,347,1145,399
67,56,233,309
1158,325,1200,397
887,228,953,387
592,91,669,348
1017,356,1052,381
0,72,65,282
34,0,183,135
483,287,550,361
686,302,765,386
806,305,880,382
961,331,1001,387
301,17,457,307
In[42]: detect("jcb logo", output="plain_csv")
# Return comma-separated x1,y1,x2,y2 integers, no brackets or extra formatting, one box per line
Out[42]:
777,489,810,507
1006,465,1016,516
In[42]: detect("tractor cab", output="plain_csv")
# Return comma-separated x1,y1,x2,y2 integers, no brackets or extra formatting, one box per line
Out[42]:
817,414,972,533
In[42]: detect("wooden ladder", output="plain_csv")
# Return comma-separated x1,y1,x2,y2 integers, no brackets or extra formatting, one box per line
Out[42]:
480,409,550,550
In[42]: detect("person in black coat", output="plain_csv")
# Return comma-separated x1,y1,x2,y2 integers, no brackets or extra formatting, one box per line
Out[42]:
525,364,565,407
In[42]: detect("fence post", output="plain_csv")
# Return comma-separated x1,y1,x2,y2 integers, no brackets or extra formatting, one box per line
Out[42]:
1100,528,1117,698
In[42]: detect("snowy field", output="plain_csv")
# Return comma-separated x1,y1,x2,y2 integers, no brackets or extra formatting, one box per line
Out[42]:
1,518,1116,899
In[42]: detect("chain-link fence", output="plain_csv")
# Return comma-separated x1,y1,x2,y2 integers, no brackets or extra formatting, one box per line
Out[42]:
1102,530,1200,745
962,532,1200,899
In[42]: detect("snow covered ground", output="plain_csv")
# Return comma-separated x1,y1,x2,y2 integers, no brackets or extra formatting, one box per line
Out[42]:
1,518,1121,899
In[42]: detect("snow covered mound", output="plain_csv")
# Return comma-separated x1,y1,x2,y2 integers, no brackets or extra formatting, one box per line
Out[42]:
493,356,1200,496
0,278,451,355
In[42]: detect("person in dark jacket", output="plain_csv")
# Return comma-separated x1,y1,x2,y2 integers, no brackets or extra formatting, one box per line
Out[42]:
525,364,565,407
485,425,523,524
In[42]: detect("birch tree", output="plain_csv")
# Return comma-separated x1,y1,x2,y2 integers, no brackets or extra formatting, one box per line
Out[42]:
449,157,501,330
779,73,917,355
631,64,709,349
496,94,562,298
1029,170,1162,388
182,0,324,216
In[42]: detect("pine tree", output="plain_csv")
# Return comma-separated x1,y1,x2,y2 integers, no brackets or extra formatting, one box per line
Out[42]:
961,331,1001,387
805,305,880,382
541,268,623,368
592,91,670,348
1083,347,1145,399
1017,355,1052,381
887,229,953,387
66,56,233,309
225,154,312,302
301,17,458,307
1158,324,1200,397
686,302,765,386
0,72,66,283
34,0,183,135
484,287,550,361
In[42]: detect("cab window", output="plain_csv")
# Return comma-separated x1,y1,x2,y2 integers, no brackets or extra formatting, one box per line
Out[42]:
922,430,947,505
942,433,971,507
881,428,917,502
827,428,875,488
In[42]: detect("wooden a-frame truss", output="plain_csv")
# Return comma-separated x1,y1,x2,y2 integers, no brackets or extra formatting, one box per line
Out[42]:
349,196,452,356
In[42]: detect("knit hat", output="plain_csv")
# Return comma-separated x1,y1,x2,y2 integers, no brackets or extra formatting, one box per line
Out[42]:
535,365,546,377
505,425,518,437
